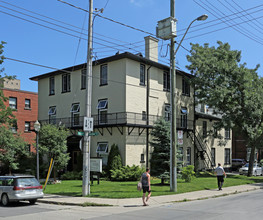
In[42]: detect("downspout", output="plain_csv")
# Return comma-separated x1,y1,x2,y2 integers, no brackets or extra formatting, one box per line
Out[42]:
146,65,152,168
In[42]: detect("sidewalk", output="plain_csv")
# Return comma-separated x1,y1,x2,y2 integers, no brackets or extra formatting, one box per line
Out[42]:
39,183,263,207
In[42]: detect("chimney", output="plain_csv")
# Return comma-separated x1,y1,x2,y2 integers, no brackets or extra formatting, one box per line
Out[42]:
144,36,159,62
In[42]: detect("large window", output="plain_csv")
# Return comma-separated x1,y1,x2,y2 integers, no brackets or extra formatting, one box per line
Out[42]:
9,97,17,109
203,121,207,138
163,71,170,91
140,64,145,86
49,77,55,95
71,103,80,126
225,128,230,139
180,107,188,128
224,148,230,165
97,99,108,124
182,77,190,96
62,74,70,93
25,99,31,109
48,106,56,124
165,104,170,121
81,69,86,89
211,148,216,166
186,147,191,165
96,142,109,165
100,64,108,86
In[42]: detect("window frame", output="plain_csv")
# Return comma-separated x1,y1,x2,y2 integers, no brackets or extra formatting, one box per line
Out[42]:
140,64,146,86
100,64,108,86
165,104,171,121
70,103,80,127
49,76,55,95
62,74,71,93
25,99,31,109
203,121,207,138
225,128,231,139
211,147,216,166
163,71,170,92
81,69,86,89
182,77,190,96
24,121,30,132
97,99,108,124
96,142,109,166
9,97,17,109
224,148,231,165
186,147,191,165
180,107,188,128
48,106,57,124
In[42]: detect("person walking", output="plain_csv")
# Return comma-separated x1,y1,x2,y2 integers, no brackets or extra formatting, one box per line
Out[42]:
141,168,151,206
214,163,226,190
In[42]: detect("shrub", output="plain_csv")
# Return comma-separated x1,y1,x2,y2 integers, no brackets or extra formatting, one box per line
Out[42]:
106,144,122,178
182,165,195,182
60,171,82,180
110,165,144,181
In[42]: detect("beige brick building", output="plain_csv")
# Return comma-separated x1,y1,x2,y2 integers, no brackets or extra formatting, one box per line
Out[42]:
30,37,231,172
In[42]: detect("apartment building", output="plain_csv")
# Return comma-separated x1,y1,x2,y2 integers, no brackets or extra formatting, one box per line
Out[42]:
30,36,231,171
1,79,38,152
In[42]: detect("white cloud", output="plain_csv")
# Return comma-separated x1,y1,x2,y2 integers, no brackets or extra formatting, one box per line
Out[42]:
129,0,153,7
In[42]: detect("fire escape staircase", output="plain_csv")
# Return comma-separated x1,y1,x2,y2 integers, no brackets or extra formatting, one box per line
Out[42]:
188,129,213,170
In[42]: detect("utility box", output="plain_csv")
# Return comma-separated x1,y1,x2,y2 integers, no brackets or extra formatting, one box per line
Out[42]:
156,17,177,40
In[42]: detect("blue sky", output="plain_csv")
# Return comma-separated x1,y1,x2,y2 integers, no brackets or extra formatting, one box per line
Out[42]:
1,0,263,92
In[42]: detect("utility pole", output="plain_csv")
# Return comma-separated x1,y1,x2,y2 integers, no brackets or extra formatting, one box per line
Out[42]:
170,0,177,192
83,0,93,196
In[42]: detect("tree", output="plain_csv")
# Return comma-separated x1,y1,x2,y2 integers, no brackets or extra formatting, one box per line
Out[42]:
186,41,263,176
107,144,122,178
0,126,28,174
38,124,70,180
150,118,170,184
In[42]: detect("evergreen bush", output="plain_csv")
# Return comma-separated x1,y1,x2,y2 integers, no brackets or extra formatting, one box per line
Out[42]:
182,165,196,182
110,165,144,181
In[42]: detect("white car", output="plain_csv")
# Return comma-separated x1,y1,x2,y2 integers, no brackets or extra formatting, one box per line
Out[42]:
239,163,262,176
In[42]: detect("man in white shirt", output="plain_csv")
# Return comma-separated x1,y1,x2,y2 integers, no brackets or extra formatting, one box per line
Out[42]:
214,163,226,190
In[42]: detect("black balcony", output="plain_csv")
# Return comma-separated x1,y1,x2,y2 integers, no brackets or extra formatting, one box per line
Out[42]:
34,112,194,131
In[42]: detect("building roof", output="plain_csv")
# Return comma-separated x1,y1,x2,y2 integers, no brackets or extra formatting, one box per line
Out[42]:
30,52,193,81
1,87,38,95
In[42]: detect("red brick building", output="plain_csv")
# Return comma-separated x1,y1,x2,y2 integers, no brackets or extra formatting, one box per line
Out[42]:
2,86,38,152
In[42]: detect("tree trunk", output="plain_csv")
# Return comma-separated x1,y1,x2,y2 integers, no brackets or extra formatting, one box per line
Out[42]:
248,145,256,177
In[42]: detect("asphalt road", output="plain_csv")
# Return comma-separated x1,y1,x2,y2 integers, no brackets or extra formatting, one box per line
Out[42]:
1,189,263,220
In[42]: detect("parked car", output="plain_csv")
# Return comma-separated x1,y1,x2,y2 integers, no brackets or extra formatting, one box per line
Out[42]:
0,175,43,206
232,159,246,170
239,163,262,176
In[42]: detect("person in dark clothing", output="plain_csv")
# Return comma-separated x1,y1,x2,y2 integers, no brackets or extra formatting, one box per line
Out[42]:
214,163,226,190
140,168,151,206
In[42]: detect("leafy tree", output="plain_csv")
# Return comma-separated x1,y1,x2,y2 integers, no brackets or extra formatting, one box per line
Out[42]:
150,118,170,184
0,126,28,174
107,144,122,178
187,41,263,176
181,165,195,182
38,124,70,180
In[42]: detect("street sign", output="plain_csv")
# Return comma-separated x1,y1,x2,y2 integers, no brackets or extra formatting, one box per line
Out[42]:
88,132,99,136
178,139,183,145
178,130,183,139
77,131,85,136
84,117,93,131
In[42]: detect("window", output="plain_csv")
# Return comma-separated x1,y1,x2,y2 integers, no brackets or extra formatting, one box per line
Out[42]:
211,148,216,166
100,64,108,86
180,107,188,128
28,144,31,152
163,71,170,91
200,104,205,113
182,77,190,96
62,74,70,93
225,128,230,139
186,147,191,165
140,64,145,85
49,77,55,95
71,103,80,126
24,122,30,132
203,121,207,138
9,97,17,109
81,69,86,89
97,99,108,124
48,106,56,124
178,147,183,162
96,142,109,165
25,99,31,109
142,111,146,121
10,126,17,133
224,148,230,165
140,154,145,163
165,104,170,121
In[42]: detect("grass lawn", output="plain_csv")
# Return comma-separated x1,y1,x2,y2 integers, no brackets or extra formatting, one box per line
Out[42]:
43,174,263,198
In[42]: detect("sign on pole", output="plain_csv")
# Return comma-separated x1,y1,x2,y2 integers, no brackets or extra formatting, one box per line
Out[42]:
84,117,93,131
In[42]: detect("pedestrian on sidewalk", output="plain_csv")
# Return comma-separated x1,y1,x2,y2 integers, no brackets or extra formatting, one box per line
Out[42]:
214,163,226,190
141,168,151,206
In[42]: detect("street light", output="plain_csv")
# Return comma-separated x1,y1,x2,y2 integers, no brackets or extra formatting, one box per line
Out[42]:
170,13,208,192
34,120,41,182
